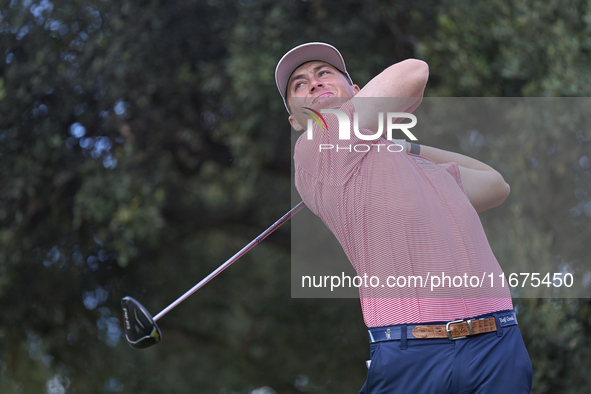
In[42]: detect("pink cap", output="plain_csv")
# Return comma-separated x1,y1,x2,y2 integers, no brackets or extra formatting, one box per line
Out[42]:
275,42,352,113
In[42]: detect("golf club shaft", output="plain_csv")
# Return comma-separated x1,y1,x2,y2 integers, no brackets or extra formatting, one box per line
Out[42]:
153,201,306,322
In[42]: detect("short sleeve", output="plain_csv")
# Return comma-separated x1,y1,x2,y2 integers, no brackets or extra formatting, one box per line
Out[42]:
437,161,468,198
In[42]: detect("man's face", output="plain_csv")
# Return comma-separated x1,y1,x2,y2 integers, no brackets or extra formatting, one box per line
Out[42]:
287,61,360,131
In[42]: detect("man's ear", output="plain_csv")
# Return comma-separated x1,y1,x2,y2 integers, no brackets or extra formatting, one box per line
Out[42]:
289,115,304,131
353,84,361,95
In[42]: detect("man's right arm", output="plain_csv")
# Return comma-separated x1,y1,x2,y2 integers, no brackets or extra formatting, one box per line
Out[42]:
351,59,429,133
409,144,511,213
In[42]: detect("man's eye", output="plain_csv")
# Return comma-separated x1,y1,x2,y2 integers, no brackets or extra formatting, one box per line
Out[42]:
319,70,329,76
294,82,304,90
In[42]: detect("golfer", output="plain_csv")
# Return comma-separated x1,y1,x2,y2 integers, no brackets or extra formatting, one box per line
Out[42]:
275,42,532,393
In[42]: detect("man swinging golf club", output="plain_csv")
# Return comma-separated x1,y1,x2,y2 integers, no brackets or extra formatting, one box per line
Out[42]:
275,42,532,393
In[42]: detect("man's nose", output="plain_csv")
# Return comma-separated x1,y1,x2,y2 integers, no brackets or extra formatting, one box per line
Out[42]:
309,78,323,92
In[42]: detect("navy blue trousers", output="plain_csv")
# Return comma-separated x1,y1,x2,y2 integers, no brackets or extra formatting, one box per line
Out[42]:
360,321,532,393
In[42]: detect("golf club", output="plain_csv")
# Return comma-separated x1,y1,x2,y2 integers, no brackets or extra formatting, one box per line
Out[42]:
121,201,306,349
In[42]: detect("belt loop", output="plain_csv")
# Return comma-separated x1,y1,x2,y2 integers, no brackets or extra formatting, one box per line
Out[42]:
400,325,407,349
492,313,503,337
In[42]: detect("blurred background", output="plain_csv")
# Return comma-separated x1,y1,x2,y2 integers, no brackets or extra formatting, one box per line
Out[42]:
1,0,591,392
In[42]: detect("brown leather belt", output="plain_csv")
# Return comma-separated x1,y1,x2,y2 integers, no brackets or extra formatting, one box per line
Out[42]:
367,311,518,343
412,317,497,340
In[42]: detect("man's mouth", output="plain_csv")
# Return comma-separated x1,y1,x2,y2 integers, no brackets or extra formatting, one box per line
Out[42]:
312,92,334,103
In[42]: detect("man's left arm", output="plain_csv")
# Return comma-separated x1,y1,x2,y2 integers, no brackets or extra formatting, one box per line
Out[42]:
408,144,510,213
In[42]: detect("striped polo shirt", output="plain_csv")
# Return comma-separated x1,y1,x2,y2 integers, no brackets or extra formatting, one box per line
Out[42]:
294,100,513,327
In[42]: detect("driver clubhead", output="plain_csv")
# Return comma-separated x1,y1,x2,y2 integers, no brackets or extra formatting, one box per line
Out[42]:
121,296,162,349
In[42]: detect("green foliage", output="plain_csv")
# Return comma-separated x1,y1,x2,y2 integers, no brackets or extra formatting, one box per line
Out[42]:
418,0,591,96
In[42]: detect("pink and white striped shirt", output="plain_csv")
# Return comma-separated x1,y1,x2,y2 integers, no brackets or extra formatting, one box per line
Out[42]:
294,100,512,327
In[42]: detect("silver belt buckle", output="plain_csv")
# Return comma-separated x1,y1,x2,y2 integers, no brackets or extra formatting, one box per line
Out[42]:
446,319,473,340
